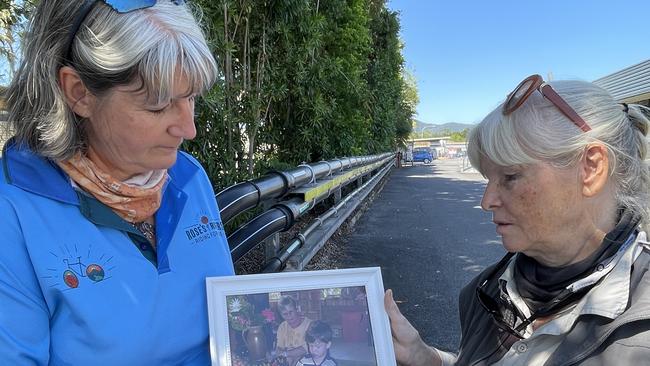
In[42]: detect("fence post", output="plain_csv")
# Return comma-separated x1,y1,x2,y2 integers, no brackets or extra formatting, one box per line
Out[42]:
263,232,281,264
333,187,342,204
260,201,281,263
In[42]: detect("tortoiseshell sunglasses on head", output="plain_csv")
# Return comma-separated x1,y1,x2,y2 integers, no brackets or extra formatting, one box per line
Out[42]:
502,74,591,132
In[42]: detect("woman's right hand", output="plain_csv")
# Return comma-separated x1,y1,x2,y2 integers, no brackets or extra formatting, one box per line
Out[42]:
384,289,442,366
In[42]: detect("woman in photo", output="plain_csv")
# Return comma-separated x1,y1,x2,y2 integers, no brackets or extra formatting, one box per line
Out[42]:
276,295,313,365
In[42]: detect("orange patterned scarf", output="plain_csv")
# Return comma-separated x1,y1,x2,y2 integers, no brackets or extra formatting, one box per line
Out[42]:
57,152,167,223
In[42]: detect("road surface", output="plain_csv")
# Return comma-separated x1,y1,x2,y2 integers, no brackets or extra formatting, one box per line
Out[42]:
339,158,505,352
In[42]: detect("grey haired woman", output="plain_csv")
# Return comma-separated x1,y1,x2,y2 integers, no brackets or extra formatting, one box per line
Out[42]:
386,75,650,365
0,1,234,364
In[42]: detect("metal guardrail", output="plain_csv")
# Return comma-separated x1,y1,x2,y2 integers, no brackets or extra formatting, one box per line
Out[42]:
216,153,395,272
264,159,394,272
217,154,392,224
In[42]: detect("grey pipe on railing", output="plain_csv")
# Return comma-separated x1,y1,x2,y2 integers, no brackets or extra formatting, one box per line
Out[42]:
262,158,394,272
228,154,394,263
216,153,393,224
227,198,305,262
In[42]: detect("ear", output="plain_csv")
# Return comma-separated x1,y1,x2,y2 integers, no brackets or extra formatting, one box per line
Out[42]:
581,144,609,197
58,66,94,118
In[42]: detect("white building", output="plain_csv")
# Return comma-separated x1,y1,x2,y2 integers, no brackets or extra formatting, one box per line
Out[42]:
409,137,449,158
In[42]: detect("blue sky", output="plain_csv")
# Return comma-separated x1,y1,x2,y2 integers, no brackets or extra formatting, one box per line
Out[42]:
388,0,649,124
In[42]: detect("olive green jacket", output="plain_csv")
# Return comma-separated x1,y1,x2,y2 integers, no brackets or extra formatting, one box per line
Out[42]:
454,234,650,366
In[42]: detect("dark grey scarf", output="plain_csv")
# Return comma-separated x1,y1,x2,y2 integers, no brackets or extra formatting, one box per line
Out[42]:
513,209,640,317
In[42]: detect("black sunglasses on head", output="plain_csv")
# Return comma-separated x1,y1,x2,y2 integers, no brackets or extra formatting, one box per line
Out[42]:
476,251,597,340
64,0,186,63
475,252,533,339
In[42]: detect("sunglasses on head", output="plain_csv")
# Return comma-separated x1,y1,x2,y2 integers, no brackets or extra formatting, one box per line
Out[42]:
502,74,591,133
64,0,186,63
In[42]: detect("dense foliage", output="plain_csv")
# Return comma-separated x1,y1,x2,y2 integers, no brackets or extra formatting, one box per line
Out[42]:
187,0,415,191
0,0,416,191
0,0,35,84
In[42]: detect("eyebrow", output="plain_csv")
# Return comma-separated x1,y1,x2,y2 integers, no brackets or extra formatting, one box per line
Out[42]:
141,90,196,106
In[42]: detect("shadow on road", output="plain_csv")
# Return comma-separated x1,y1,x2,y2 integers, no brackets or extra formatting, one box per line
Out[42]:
338,160,505,352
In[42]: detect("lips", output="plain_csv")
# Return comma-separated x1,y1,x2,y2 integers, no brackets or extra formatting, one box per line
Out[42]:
494,221,512,235
162,140,183,150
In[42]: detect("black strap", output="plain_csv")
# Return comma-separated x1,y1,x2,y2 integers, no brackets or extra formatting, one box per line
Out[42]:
64,0,98,63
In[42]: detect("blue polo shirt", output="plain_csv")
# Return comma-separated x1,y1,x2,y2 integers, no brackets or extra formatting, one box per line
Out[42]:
0,139,234,365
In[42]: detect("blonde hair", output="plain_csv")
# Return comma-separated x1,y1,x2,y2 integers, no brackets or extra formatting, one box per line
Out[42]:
278,295,298,312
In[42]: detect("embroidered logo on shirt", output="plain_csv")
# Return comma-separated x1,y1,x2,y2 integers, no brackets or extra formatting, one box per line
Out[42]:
42,243,114,290
62,258,105,288
184,213,225,245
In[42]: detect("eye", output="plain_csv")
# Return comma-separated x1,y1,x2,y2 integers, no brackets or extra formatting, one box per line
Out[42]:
503,173,519,182
147,104,170,114
148,108,166,114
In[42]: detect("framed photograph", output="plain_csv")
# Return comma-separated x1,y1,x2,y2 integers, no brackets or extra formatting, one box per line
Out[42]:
206,267,396,366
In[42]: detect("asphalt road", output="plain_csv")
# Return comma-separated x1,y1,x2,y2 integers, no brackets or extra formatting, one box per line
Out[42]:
339,158,505,352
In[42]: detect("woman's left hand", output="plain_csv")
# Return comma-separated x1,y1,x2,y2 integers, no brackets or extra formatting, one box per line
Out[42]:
384,289,441,366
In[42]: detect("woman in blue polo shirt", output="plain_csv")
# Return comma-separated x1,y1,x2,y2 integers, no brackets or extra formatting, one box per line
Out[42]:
0,1,234,364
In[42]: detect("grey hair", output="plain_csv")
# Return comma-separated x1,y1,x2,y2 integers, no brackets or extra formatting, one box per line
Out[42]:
468,79,650,224
6,0,217,160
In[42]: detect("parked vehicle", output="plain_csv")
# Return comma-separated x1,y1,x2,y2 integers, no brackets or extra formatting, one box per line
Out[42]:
412,150,434,164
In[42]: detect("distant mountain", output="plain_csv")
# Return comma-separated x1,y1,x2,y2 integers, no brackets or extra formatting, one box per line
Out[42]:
413,119,475,134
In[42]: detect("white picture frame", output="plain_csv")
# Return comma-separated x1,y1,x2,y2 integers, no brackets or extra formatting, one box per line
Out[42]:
206,267,396,366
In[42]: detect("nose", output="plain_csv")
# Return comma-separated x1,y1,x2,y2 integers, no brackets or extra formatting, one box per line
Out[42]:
480,181,500,211
168,97,196,140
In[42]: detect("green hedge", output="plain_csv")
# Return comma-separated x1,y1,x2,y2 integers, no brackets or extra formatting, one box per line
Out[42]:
186,0,416,192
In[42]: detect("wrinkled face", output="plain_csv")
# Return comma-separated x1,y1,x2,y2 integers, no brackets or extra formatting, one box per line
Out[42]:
307,339,331,359
84,73,197,180
480,159,584,264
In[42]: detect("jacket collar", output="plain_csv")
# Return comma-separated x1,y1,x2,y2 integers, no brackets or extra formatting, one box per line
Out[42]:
546,233,650,366
499,233,638,339
2,138,79,204
2,137,198,202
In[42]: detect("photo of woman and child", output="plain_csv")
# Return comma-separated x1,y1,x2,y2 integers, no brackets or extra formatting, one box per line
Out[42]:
226,287,377,366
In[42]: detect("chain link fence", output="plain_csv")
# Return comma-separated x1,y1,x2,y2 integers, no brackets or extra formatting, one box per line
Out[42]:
0,113,10,156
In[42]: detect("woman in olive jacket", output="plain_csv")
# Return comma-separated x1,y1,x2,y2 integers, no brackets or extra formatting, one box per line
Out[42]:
385,76,650,365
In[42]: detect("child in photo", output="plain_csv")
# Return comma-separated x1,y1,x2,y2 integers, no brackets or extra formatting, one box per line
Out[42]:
295,320,338,366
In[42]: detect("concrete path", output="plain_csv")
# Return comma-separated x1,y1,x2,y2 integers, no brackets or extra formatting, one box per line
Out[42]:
339,158,505,352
